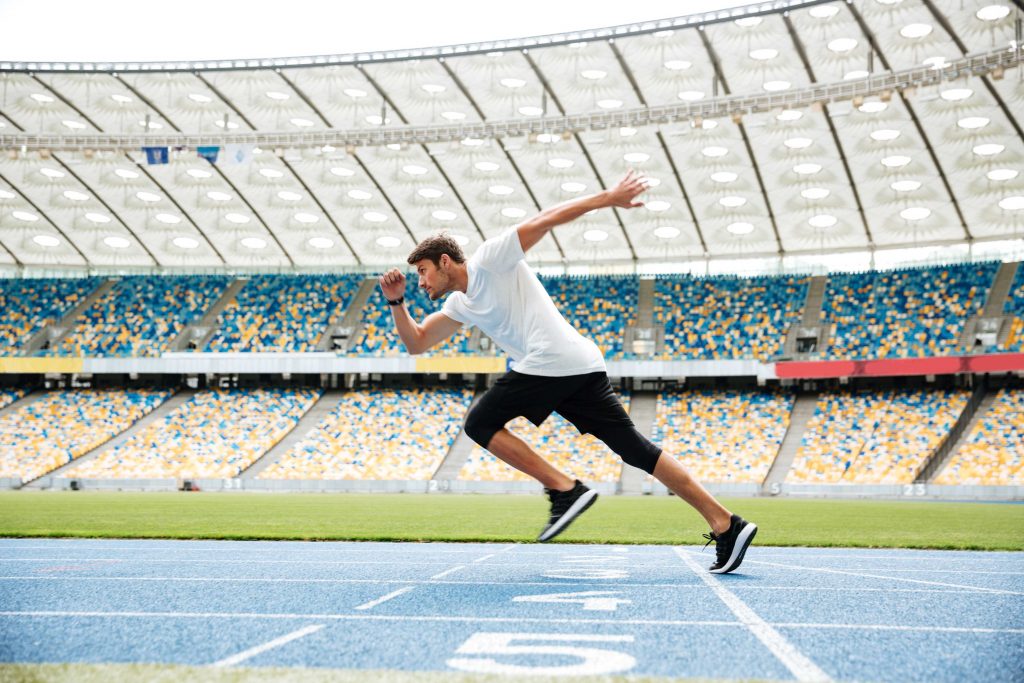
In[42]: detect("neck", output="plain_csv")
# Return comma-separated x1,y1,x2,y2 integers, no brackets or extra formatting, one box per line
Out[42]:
450,263,469,294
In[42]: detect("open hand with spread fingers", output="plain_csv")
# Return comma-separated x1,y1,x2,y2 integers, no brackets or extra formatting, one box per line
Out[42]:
607,169,648,209
379,268,406,301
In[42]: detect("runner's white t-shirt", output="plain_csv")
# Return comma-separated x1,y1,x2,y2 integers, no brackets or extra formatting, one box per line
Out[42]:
441,229,606,377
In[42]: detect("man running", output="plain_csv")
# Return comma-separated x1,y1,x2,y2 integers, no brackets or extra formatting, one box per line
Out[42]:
378,170,756,573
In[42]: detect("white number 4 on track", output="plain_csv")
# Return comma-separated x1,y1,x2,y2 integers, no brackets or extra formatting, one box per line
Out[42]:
447,633,636,676
512,590,632,612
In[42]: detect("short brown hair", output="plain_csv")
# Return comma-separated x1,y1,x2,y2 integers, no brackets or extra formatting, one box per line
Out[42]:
407,233,466,267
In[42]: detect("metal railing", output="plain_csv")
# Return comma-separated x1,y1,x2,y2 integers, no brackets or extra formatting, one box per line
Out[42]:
1,48,1018,152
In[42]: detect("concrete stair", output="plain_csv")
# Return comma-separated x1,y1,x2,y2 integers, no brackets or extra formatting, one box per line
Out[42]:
317,278,376,352
619,391,658,494
982,262,1019,318
22,279,116,355
23,388,192,488
784,276,829,357
625,278,662,357
918,384,989,484
959,262,1019,352
0,390,47,419
171,279,247,351
241,389,348,478
761,393,819,492
432,390,486,481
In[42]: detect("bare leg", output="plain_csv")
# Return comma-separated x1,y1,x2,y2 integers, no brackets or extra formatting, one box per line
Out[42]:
486,428,574,492
653,454,733,534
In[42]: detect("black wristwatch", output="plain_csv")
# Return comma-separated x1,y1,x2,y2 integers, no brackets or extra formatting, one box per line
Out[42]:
386,296,404,306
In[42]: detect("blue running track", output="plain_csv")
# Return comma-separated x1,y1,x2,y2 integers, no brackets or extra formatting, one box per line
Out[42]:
0,539,1022,681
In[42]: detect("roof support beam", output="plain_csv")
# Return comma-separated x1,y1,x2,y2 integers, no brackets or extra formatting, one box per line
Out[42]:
845,2,972,241
608,40,708,255
4,85,170,266
782,15,874,248
353,67,448,251
0,170,90,264
697,29,784,255
523,50,637,261
265,71,363,265
919,0,1024,145
438,58,560,254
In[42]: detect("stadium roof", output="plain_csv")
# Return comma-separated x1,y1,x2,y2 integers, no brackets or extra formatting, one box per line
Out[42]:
0,0,1021,271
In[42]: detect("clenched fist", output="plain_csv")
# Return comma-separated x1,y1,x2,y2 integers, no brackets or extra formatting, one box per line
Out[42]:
378,268,406,301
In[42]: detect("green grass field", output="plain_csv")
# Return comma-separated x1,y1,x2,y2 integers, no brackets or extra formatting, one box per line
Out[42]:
1,491,1021,550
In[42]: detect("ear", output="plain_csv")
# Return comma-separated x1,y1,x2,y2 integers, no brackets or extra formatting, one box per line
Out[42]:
439,254,451,269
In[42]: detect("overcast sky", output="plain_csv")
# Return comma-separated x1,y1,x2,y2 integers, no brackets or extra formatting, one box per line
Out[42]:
0,0,748,62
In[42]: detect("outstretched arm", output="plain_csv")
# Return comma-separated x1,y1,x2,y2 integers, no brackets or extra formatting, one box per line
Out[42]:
516,170,647,253
378,269,463,355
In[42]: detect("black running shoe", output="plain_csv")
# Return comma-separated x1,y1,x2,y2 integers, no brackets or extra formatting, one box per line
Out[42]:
702,514,757,574
537,480,598,542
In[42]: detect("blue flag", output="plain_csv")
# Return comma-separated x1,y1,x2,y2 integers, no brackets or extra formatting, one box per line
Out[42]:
197,146,220,163
143,146,169,164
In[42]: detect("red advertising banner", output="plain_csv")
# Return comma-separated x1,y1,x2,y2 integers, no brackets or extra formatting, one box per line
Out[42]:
775,353,1024,379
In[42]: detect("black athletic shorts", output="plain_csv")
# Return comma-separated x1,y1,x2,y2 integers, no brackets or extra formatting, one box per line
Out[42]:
464,370,663,474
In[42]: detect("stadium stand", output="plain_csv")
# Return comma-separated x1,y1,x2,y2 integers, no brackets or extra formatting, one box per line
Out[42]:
654,274,808,361
0,277,101,354
349,279,479,356
934,389,1024,486
68,387,321,479
457,393,631,483
824,263,997,360
44,276,230,357
0,388,29,411
999,266,1024,352
259,387,473,480
205,275,363,352
540,275,637,358
651,389,794,484
0,388,172,483
786,388,970,484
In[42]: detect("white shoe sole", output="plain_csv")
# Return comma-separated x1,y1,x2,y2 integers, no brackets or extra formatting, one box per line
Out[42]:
537,489,598,542
709,522,757,574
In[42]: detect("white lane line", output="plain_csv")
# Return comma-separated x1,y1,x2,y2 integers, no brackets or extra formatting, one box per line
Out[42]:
4,610,1021,634
776,622,1024,634
0,544,499,554
211,624,323,667
354,586,415,611
0,556,678,568
745,560,1024,596
430,566,466,579
473,554,496,563
3,575,1015,595
674,548,832,683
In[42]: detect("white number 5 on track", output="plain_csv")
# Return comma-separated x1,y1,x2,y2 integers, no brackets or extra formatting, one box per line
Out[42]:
447,632,636,676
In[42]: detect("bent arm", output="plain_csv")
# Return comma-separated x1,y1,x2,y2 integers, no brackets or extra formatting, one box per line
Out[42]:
516,169,647,253
390,307,463,355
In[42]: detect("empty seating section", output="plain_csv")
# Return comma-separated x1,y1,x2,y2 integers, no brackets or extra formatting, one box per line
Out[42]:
47,276,229,357
824,263,997,360
206,275,363,352
786,389,969,484
0,388,29,411
259,387,473,480
654,275,807,361
652,390,793,483
349,281,478,356
935,389,1024,485
1000,266,1024,352
68,388,320,479
0,277,100,353
457,393,631,483
0,389,172,483
540,275,637,357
